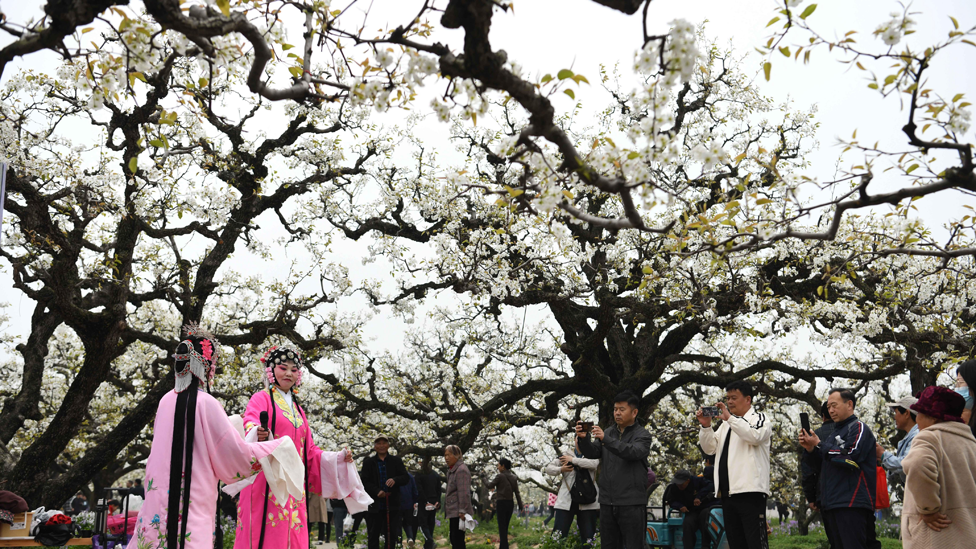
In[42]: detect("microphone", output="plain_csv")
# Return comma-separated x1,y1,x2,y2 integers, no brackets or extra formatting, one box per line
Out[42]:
260,411,269,431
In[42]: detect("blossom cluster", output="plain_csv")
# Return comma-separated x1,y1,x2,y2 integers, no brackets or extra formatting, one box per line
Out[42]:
875,12,916,47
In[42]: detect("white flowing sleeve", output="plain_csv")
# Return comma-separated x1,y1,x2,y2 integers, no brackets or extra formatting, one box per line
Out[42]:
314,450,374,514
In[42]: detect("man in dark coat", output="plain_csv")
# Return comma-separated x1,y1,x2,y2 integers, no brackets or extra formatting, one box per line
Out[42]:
415,459,443,549
667,470,718,549
800,389,880,549
361,435,411,549
577,390,653,549
800,401,837,548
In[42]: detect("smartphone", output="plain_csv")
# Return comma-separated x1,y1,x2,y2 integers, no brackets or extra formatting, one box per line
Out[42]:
701,406,720,417
580,421,594,433
800,412,811,435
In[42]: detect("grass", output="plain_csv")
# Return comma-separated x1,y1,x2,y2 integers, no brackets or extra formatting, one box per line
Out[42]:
768,534,902,549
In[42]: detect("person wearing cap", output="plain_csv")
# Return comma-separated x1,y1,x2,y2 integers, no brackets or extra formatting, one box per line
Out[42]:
361,434,410,549
798,388,878,549
665,469,718,549
900,386,976,547
875,395,919,484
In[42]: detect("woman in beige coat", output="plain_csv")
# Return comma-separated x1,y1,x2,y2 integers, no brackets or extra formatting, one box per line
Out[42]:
901,386,976,548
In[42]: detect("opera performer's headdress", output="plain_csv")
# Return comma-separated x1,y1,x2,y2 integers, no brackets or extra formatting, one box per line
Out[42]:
260,345,305,393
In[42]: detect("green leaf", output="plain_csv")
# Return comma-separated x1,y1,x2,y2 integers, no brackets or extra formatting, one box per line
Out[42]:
503,185,524,197
557,69,574,80
572,74,590,85
950,16,960,30
766,16,781,28
763,62,772,81
281,44,295,51
779,46,790,57
799,4,817,20
541,74,553,84
953,93,965,103
564,89,575,100
128,157,138,173
867,83,879,90
288,66,304,79
755,198,773,205
216,0,231,17
906,164,920,174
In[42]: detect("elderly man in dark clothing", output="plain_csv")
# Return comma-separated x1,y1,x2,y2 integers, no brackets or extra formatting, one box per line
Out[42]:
667,470,718,549
361,434,411,549
800,389,880,549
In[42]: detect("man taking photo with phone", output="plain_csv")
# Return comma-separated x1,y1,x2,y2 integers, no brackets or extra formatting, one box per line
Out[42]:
577,390,653,549
697,381,772,549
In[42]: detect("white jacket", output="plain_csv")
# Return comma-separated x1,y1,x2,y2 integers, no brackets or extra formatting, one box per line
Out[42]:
699,407,772,497
544,456,600,511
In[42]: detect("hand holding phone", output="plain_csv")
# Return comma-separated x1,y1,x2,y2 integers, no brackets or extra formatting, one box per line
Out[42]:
800,412,811,436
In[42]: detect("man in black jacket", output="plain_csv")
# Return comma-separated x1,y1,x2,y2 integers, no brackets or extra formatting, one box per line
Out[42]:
361,435,411,549
799,389,879,549
415,458,443,549
577,390,653,549
800,401,837,548
666,470,718,549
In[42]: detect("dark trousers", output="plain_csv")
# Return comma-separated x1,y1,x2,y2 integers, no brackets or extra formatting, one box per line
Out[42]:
821,508,840,549
599,504,645,549
367,509,402,549
553,504,598,545
316,517,333,542
497,500,515,549
721,493,767,549
449,517,466,549
544,506,556,526
822,508,880,549
403,509,418,541
419,509,437,549
681,507,714,549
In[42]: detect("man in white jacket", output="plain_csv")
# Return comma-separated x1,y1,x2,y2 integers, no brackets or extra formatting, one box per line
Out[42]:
697,381,772,549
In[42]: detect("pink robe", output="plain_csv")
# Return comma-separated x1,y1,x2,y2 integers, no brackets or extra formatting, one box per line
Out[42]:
234,387,369,549
126,390,287,549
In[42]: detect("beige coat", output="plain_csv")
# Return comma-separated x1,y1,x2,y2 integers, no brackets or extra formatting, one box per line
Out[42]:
308,492,331,523
901,421,976,548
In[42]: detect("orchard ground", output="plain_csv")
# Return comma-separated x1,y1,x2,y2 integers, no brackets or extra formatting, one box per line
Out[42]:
217,515,905,549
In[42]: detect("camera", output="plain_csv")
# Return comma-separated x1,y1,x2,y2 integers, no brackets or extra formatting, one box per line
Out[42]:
579,421,594,433
701,406,721,417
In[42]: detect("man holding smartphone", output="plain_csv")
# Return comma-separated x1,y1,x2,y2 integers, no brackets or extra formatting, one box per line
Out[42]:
576,390,653,549
697,381,772,549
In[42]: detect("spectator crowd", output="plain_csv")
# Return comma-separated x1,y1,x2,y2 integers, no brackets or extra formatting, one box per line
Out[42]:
34,362,976,549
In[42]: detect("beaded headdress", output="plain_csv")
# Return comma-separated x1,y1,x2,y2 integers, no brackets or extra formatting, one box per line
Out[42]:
172,322,220,393
260,345,305,392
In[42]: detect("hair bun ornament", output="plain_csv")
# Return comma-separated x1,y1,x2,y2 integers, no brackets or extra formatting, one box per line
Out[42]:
173,323,221,393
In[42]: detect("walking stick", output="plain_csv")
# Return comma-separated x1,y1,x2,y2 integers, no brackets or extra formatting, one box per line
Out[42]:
386,494,391,549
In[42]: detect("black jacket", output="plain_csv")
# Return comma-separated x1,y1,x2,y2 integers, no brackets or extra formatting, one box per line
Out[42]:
803,414,876,511
800,420,835,505
361,454,410,510
579,421,653,506
666,476,716,512
415,471,443,508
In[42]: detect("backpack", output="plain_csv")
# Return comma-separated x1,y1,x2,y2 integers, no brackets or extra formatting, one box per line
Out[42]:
570,467,598,505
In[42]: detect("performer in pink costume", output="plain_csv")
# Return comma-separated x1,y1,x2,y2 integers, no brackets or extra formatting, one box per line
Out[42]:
233,346,372,549
127,325,303,549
